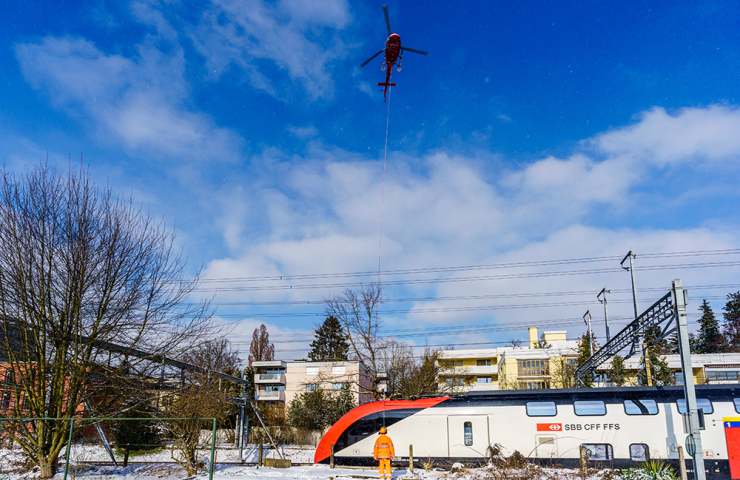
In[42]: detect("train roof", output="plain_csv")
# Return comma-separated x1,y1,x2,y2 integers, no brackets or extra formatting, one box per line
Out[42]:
427,384,740,407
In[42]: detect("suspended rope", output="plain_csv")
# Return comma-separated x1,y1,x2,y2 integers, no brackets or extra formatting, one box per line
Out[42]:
377,87,391,426
377,86,391,290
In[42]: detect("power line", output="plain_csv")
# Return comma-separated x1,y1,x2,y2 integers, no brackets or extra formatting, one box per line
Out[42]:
193,248,740,284
192,260,740,292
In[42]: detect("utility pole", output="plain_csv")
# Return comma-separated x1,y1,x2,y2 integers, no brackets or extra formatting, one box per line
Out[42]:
673,279,706,480
583,310,594,357
583,310,595,386
597,288,611,343
239,368,247,461
621,250,650,383
621,251,639,319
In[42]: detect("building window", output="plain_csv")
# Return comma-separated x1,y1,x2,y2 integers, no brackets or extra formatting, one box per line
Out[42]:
306,367,319,376
4,371,13,384
574,401,606,416
265,368,285,375
518,359,549,376
305,384,318,392
630,444,649,462
463,422,473,446
265,385,284,392
677,398,713,414
707,371,740,382
445,378,464,387
581,444,613,461
624,399,658,415
526,401,557,417
332,382,347,390
519,380,549,390
332,366,346,375
1,392,11,409
477,376,491,384
477,359,491,366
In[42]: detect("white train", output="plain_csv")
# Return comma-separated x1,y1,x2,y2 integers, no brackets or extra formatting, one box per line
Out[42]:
315,385,740,479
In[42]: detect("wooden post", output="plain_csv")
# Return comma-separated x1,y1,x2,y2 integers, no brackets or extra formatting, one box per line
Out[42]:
258,444,263,467
579,445,588,473
123,446,130,468
409,445,414,473
678,446,688,480
330,444,335,469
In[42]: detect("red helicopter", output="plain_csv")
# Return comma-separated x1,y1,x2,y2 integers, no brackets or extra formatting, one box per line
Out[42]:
360,5,428,99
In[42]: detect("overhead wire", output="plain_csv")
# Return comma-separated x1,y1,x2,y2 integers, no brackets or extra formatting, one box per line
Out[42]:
191,259,740,292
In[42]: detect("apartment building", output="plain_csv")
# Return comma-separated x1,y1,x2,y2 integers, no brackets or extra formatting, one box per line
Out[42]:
438,327,740,392
437,328,578,392
594,352,740,386
252,360,372,408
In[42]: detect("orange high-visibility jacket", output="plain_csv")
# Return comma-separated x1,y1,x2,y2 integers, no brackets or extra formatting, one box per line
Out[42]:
374,434,395,459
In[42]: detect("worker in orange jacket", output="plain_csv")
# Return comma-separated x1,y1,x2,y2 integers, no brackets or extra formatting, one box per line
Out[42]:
373,427,395,479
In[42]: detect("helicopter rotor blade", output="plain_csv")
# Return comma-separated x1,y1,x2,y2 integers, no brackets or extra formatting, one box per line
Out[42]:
360,50,384,68
401,47,429,55
382,5,391,36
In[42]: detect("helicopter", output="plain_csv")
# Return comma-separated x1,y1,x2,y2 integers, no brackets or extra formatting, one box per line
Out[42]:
360,5,428,99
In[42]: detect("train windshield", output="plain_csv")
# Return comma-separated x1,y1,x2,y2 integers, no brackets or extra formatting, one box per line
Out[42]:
334,409,416,451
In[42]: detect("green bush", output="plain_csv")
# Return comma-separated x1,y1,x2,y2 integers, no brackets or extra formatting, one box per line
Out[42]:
619,460,676,480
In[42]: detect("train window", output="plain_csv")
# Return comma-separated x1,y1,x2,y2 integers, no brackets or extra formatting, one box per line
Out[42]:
581,443,613,461
676,398,713,414
526,401,557,416
734,398,740,413
464,422,473,446
624,399,658,415
574,401,606,416
630,444,649,462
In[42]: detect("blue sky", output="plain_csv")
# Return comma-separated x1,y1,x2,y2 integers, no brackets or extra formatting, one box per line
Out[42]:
2,0,740,360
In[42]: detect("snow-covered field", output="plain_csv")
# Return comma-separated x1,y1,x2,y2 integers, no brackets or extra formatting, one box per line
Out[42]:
0,446,626,480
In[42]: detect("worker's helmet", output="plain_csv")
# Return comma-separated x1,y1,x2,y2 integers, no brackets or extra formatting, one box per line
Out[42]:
379,427,387,434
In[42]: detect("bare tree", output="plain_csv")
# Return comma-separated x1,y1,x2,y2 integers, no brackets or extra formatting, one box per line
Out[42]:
248,324,274,367
324,284,385,400
0,164,219,477
164,340,236,476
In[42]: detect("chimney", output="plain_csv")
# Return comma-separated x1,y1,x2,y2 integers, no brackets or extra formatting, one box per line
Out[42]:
528,327,538,349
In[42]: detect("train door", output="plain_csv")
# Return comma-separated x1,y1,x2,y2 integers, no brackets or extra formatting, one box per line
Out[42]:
534,434,558,459
447,415,490,458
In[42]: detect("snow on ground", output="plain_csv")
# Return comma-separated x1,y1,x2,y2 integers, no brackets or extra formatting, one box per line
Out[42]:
0,446,615,480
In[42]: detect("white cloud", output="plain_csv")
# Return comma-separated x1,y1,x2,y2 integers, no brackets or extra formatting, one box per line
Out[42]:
15,36,244,161
592,105,740,165
189,0,351,100
200,104,740,352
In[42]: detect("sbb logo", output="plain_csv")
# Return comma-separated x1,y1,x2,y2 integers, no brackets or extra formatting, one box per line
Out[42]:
537,423,562,432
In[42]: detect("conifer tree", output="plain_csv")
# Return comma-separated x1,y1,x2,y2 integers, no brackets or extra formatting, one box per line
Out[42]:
608,355,627,387
575,332,598,388
696,299,725,353
308,316,350,361
723,292,740,352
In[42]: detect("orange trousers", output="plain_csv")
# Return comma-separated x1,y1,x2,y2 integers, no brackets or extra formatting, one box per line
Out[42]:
378,458,392,479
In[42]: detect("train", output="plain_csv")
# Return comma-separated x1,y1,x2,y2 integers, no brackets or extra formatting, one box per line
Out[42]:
315,385,740,479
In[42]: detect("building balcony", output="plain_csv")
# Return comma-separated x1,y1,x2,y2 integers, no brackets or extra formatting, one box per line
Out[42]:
440,365,498,376
255,390,285,402
255,373,286,384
